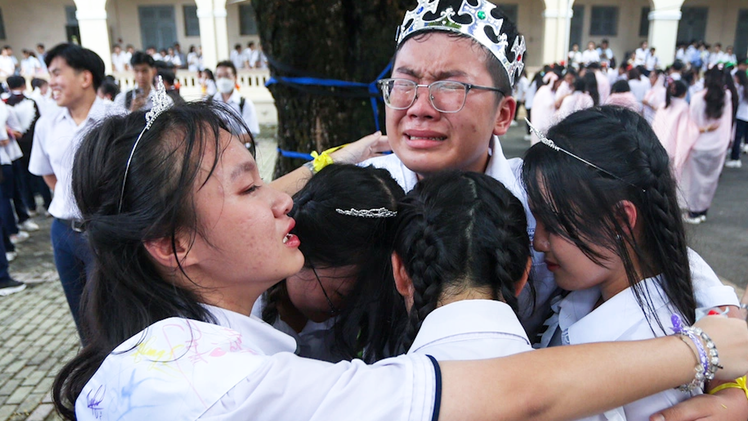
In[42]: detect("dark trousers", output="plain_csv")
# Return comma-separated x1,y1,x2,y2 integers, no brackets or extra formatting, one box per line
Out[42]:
525,108,532,134
15,159,51,211
0,184,12,282
51,219,93,341
730,119,748,160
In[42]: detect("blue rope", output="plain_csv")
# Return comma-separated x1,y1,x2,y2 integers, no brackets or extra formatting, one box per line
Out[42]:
269,62,392,160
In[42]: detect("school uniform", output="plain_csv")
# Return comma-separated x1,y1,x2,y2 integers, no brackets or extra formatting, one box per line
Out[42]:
113,85,174,113
556,91,594,120
408,299,532,360
211,91,260,136
363,137,557,340
364,140,739,341
29,97,120,334
76,305,440,421
251,295,340,362
538,249,738,420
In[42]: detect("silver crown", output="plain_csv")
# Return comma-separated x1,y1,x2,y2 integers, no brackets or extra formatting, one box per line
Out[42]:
396,0,525,87
144,76,170,131
335,207,397,218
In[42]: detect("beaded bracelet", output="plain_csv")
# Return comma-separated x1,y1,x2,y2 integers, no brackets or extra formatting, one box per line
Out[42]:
671,314,721,392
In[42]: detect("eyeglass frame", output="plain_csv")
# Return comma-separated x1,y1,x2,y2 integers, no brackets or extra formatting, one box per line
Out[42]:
311,266,342,316
377,78,507,114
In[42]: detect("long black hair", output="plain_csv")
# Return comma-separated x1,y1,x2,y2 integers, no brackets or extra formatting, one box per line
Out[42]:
262,164,406,362
522,106,696,331
665,79,688,108
582,72,600,105
703,67,726,120
393,171,530,354
53,101,254,420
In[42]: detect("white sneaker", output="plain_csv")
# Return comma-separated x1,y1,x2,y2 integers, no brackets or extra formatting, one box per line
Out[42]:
743,144,748,154
510,120,518,127
19,220,39,231
523,134,532,141
5,251,17,262
683,215,702,224
10,231,29,244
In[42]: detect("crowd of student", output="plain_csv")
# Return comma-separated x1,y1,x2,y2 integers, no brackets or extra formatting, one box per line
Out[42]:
3,0,748,419
523,52,747,225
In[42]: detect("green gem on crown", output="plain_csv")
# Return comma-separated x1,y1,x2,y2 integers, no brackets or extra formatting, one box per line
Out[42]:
477,10,486,19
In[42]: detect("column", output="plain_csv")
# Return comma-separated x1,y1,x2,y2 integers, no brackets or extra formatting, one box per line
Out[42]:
213,1,229,63
74,0,112,74
542,5,574,65
196,0,218,71
648,9,682,66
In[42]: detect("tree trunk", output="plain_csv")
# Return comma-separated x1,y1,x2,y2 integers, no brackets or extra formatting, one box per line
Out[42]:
251,0,408,178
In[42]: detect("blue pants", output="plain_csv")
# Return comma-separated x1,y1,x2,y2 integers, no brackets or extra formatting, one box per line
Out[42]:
730,119,748,160
15,159,51,211
0,184,13,283
51,218,93,340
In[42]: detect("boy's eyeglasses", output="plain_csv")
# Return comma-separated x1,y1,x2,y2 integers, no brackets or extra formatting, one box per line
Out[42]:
377,78,506,113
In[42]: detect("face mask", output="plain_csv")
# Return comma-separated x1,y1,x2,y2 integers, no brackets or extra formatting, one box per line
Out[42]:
216,78,235,94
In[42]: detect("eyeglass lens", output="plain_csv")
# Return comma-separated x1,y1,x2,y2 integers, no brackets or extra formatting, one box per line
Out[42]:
382,80,467,113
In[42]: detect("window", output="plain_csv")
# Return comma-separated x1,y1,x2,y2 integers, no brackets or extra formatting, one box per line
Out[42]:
639,7,650,37
183,5,200,36
589,6,618,36
496,4,518,25
0,8,5,40
239,4,258,36
65,6,78,25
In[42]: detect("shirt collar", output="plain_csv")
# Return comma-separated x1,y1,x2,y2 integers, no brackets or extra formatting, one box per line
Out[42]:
204,304,297,355
560,276,671,344
213,90,241,104
409,299,530,353
56,96,109,127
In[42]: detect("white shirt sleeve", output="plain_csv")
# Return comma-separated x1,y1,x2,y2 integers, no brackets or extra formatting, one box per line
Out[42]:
242,97,261,136
689,248,739,307
199,353,438,421
29,116,53,176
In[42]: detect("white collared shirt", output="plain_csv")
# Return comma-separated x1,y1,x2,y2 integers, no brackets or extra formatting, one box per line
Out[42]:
362,137,557,339
76,305,439,421
538,248,738,420
29,96,119,219
409,299,532,360
212,90,260,136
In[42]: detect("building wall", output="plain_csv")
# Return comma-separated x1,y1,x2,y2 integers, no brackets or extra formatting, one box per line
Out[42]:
683,0,741,48
0,0,72,53
226,2,260,62
107,0,202,50
510,0,546,68
572,0,650,65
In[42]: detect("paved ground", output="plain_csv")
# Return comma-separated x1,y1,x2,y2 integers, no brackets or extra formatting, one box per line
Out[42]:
0,123,745,420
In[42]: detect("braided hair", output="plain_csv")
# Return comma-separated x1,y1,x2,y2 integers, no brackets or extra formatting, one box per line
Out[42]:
392,171,530,354
522,106,696,331
262,164,406,362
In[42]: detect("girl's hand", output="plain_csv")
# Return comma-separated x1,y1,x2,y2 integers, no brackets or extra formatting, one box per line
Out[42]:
650,389,748,421
329,131,390,165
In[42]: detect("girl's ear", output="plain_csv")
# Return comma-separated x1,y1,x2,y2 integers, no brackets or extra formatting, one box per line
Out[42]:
514,257,532,297
617,200,639,233
143,231,198,270
391,252,415,311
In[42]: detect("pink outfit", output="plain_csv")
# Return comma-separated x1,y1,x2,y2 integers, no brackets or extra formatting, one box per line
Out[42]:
605,92,642,114
681,89,734,212
530,84,557,145
652,97,698,179
595,71,611,104
556,92,594,120
643,75,666,123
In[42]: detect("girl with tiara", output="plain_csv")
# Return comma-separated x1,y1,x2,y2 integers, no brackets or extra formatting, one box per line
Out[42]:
256,164,406,363
391,170,533,359
53,99,748,420
523,106,743,420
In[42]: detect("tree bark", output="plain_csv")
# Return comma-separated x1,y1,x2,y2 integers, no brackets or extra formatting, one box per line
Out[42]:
251,0,408,178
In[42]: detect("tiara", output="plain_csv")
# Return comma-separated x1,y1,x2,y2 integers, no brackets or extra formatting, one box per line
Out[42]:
335,207,397,218
525,118,645,193
396,0,525,87
118,76,172,213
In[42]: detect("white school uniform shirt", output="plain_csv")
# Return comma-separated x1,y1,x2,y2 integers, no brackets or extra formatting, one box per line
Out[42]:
211,90,260,136
29,97,119,220
737,86,748,122
363,137,557,338
75,305,439,421
538,249,738,420
408,299,532,360
251,295,340,362
0,102,23,165
582,49,600,65
111,51,128,72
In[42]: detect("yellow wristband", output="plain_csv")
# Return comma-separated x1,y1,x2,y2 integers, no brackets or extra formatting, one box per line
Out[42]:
708,375,748,400
309,144,348,174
